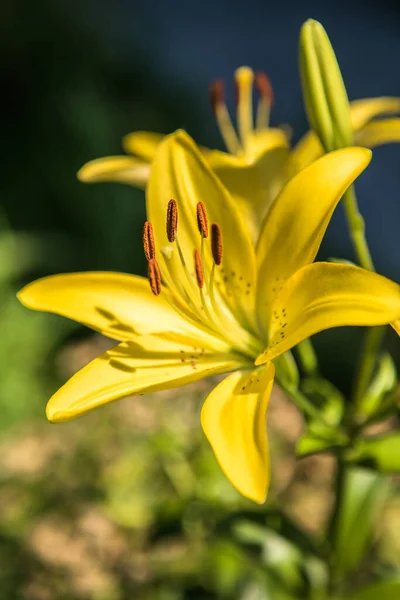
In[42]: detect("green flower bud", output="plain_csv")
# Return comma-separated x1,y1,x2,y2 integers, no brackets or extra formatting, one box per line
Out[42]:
299,19,353,151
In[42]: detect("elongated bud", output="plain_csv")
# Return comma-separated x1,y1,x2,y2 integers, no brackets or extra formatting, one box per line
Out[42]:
143,221,155,261
166,199,178,242
255,71,274,106
194,249,204,288
211,223,223,266
209,80,225,115
148,258,162,296
299,19,353,151
196,202,209,238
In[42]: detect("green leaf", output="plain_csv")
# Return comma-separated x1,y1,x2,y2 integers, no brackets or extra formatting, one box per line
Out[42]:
358,353,397,419
301,377,345,426
296,377,348,457
296,427,345,457
274,351,300,389
347,432,400,472
332,467,389,577
335,578,400,600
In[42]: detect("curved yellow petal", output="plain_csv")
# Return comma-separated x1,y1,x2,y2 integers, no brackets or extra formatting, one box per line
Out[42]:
207,130,290,243
18,272,229,350
201,361,275,503
350,97,400,131
256,262,400,364
355,118,400,148
47,337,243,422
289,97,400,176
77,156,150,188
391,320,400,336
288,132,323,176
256,147,371,330
147,130,258,329
122,131,165,160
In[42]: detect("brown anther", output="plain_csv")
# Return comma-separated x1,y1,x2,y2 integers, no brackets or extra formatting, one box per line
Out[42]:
194,249,204,288
255,71,274,106
143,221,155,261
196,201,209,238
148,258,162,296
166,199,178,242
209,79,225,115
211,223,223,266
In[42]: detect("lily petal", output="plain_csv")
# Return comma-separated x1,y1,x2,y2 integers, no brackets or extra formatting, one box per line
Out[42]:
18,272,230,350
147,130,258,328
289,97,400,175
350,97,400,131
256,262,400,364
46,336,243,422
206,130,290,242
355,118,400,148
256,148,371,330
122,131,164,160
77,156,150,188
201,361,275,503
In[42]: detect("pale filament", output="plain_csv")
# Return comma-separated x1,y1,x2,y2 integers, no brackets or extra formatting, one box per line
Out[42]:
211,67,274,156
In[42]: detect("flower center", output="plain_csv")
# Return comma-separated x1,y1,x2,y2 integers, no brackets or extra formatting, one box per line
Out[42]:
209,66,274,156
143,201,263,359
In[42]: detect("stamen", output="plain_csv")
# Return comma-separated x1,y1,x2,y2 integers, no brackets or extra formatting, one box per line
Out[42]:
209,79,241,155
255,71,274,106
194,249,204,288
166,199,178,242
234,66,254,149
255,71,274,130
196,202,209,238
211,223,223,265
148,258,162,296
209,79,225,115
143,221,155,261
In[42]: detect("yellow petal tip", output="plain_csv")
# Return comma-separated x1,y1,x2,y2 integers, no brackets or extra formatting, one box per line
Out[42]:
16,287,34,309
254,353,268,366
46,402,73,424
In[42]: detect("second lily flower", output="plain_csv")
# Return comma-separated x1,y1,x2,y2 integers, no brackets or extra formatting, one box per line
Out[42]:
78,67,400,242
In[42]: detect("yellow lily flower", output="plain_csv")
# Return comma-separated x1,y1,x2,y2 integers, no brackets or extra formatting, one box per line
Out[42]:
18,131,400,503
78,68,400,241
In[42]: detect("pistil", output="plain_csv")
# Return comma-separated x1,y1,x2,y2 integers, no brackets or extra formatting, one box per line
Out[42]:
234,67,254,150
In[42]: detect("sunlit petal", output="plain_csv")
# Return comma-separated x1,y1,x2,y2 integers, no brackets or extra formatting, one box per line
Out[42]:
47,336,243,422
207,130,290,242
289,97,400,175
256,147,371,330
122,131,164,160
147,130,258,328
77,156,150,188
355,118,400,148
18,272,230,350
350,97,400,131
256,262,400,364
201,361,275,503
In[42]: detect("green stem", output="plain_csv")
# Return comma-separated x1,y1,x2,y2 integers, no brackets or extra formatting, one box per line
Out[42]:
342,186,374,271
342,186,387,404
327,455,346,595
277,376,328,424
352,326,386,408
296,339,318,376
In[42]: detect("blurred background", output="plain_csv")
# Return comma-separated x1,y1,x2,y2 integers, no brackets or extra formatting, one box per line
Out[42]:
1,0,400,598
